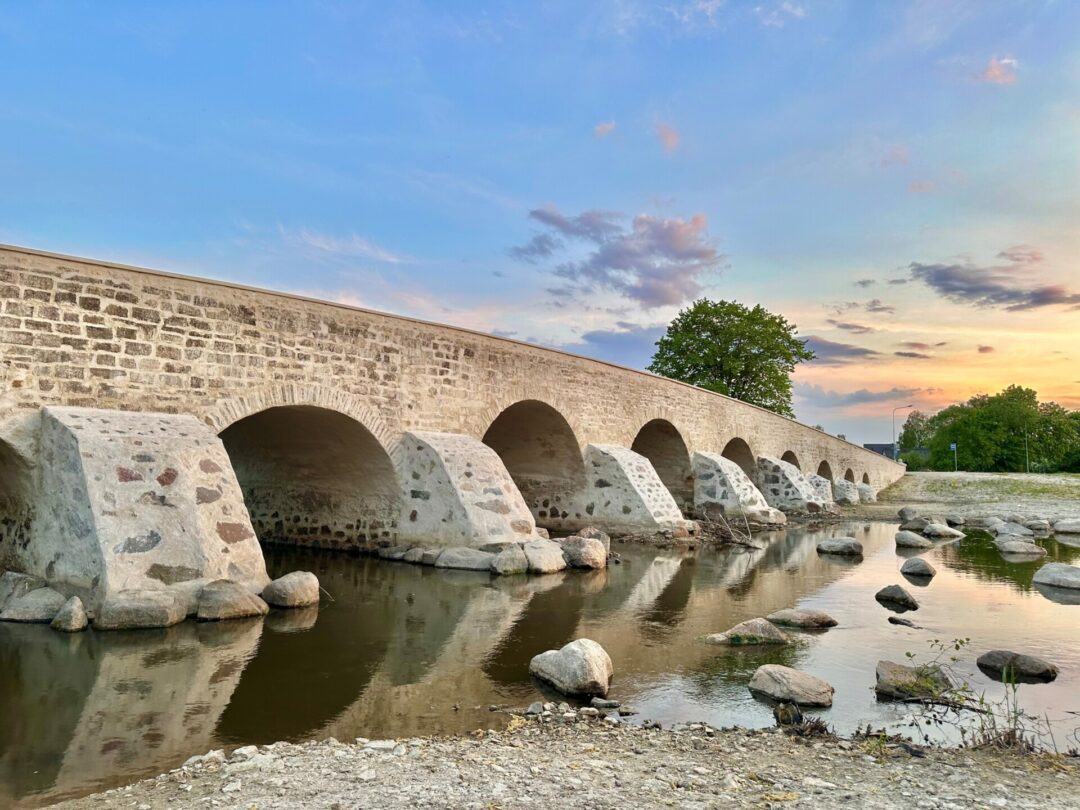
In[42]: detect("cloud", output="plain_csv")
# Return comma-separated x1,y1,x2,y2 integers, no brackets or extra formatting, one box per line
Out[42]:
865,298,895,314
908,179,936,194
594,120,616,138
755,2,806,27
977,345,995,353
665,0,726,28
979,56,1018,85
899,341,933,350
280,226,406,264
510,205,726,308
826,319,874,334
795,383,922,408
656,123,681,153
880,145,909,167
508,232,562,262
909,252,1080,311
550,321,666,369
803,336,882,365
997,245,1043,265
895,350,932,359
855,278,876,288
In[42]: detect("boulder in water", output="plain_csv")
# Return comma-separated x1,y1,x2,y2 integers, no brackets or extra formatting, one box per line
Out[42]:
749,665,834,707
528,638,613,697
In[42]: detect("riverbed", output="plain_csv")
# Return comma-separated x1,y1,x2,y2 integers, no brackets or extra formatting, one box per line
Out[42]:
3,521,1079,807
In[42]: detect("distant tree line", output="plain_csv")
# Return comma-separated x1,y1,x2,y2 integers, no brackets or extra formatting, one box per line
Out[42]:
899,385,1080,473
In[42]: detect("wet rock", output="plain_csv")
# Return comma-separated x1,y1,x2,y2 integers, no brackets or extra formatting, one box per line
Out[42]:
875,660,952,700
875,584,919,611
0,571,45,610
577,526,612,554
1004,512,1028,526
968,516,1005,531
888,616,920,628
561,536,607,569
197,580,270,621
51,596,88,632
528,638,613,697
977,650,1058,684
995,540,1047,557
94,589,187,630
997,522,1033,538
490,545,529,575
705,617,790,646
773,702,803,725
1053,518,1080,534
900,517,929,532
522,539,568,574
0,587,67,623
944,514,965,527
901,557,936,578
923,523,964,539
421,548,444,566
895,530,932,549
525,702,544,715
262,571,320,608
591,697,620,709
1032,562,1080,590
816,537,862,556
749,664,834,707
377,546,410,561
433,547,495,571
898,506,919,522
402,547,426,564
1025,519,1051,533
765,608,837,629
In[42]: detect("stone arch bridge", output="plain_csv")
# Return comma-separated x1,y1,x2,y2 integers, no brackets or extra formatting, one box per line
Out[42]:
0,245,902,613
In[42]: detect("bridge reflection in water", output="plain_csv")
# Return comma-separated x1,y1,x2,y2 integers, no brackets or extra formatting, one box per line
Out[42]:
4,523,1080,807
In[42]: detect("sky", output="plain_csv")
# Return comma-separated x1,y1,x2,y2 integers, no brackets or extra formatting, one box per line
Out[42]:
2,0,1079,443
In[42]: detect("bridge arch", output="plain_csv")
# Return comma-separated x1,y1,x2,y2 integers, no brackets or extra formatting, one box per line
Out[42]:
219,405,401,550
631,419,693,513
816,460,834,480
844,468,856,482
720,437,757,478
780,450,801,470
0,439,33,569
862,472,871,484
481,399,587,528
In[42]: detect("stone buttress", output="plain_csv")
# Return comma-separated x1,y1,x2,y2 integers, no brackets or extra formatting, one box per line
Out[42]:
30,407,269,615
691,451,780,522
754,456,825,513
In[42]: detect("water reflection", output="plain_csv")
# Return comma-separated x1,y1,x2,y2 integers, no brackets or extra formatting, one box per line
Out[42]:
3,522,1079,807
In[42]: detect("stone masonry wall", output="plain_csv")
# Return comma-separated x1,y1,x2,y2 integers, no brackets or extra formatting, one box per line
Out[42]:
0,245,904,491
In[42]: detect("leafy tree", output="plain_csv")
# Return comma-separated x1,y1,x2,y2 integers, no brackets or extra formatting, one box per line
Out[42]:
647,299,814,417
898,410,930,451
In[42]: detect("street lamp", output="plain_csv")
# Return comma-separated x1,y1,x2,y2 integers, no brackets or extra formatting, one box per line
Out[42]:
892,404,914,461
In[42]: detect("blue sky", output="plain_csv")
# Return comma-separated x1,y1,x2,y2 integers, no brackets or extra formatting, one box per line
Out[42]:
3,1,1079,442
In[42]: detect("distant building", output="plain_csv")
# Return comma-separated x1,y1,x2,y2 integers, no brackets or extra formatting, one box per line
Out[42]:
863,443,896,459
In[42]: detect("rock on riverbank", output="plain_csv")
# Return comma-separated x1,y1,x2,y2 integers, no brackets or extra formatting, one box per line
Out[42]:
52,721,1079,810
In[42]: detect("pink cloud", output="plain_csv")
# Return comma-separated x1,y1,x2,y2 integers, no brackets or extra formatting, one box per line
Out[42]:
656,123,681,153
594,121,616,138
977,345,995,353
880,144,909,167
979,57,1017,85
908,179,936,194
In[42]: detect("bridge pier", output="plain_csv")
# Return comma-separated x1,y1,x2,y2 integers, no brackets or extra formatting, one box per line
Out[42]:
754,455,827,513
691,451,785,524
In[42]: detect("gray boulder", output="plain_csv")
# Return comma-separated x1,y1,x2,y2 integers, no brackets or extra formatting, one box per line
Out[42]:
898,506,919,522
816,537,862,556
705,617,790,646
421,548,444,566
490,545,529,575
0,587,67,623
995,540,1047,557
197,580,269,621
561,536,607,569
0,571,44,610
434,547,494,571
402,547,426,564
901,557,936,578
1005,512,1028,526
51,596,88,632
765,608,837,629
1053,518,1080,534
522,539,568,574
528,638,613,697
875,660,952,700
875,584,919,611
94,589,187,630
262,571,320,608
900,517,930,532
997,522,1033,537
945,514,965,527
895,530,932,549
976,650,1058,683
923,523,964,539
749,664,834,707
1032,563,1080,590
376,545,409,561
577,526,611,554
968,516,1005,531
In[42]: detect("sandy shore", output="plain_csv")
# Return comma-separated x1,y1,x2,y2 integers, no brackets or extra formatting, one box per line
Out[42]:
54,718,1079,810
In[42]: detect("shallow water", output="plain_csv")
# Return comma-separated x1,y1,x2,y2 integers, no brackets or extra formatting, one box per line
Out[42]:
2,522,1079,806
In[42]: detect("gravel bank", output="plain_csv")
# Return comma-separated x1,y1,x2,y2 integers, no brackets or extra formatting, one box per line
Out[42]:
54,719,1078,810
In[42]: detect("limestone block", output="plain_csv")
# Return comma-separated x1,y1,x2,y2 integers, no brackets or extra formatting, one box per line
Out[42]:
433,547,495,571
396,431,541,549
262,571,320,607
196,580,270,621
94,589,188,630
574,445,686,533
51,595,88,631
490,545,529,575
831,478,860,505
522,539,568,574
528,638,613,697
754,457,822,513
691,451,770,520
561,536,607,569
0,586,66,622
31,407,269,617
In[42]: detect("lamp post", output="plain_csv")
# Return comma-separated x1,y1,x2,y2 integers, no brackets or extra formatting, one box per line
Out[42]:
892,404,914,461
